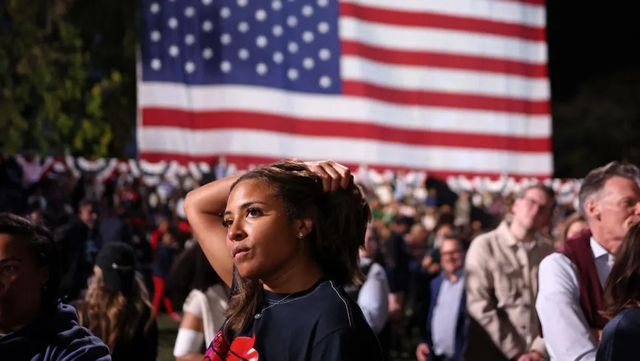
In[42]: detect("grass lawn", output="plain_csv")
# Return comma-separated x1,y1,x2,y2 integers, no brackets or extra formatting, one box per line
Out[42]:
157,314,180,361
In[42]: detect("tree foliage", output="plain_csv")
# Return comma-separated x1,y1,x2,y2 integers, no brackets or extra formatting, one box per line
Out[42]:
0,0,136,158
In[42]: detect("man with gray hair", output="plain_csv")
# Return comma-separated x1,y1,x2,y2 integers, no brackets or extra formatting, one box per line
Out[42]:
536,161,640,361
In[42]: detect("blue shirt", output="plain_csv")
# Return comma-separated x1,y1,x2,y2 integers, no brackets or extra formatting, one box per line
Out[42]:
431,272,465,358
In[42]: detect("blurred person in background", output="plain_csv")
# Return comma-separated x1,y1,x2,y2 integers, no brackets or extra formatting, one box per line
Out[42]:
152,227,181,321
465,184,555,361
150,214,171,254
537,162,640,361
422,222,455,276
382,215,413,357
596,222,640,361
172,244,228,361
404,223,432,348
344,225,390,336
382,215,412,320
416,233,467,361
55,198,101,302
0,213,110,360
77,242,157,361
557,212,589,248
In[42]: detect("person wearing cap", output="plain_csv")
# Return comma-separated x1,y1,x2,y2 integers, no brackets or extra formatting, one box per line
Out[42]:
0,213,111,360
76,242,158,361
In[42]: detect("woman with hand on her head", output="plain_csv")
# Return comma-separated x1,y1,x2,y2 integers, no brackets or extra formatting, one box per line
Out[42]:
184,160,384,361
596,222,640,361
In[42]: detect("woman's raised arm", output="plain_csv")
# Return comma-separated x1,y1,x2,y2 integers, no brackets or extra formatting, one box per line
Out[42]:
184,175,239,286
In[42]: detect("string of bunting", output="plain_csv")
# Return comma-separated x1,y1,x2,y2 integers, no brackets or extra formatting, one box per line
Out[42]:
10,156,581,198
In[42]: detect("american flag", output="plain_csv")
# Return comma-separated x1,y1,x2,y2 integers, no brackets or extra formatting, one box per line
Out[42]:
138,0,552,178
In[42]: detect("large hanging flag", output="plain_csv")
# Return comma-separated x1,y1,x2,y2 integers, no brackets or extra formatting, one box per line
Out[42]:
138,0,552,178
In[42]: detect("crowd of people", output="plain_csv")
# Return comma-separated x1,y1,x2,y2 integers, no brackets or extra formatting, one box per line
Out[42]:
1,155,639,361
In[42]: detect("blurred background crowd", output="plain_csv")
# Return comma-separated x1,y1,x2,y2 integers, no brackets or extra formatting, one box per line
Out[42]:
0,154,590,360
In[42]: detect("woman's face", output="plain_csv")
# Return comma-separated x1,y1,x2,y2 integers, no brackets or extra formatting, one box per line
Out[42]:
0,233,48,334
223,179,307,282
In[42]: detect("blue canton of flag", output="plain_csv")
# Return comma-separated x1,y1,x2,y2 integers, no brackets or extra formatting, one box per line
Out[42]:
140,0,341,94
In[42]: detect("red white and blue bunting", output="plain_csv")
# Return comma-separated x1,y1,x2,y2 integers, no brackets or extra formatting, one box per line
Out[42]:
13,156,582,204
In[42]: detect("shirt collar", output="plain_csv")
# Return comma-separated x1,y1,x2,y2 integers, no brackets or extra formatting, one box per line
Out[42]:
443,269,464,284
590,237,611,259
500,220,540,249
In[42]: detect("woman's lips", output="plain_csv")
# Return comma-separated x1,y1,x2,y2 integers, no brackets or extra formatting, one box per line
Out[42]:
232,246,250,260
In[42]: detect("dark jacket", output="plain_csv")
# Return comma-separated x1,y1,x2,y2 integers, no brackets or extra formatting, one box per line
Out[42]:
426,273,468,361
0,303,111,361
596,308,640,361
55,219,98,302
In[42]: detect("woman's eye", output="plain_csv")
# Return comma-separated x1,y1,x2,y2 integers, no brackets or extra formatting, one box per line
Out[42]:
247,207,262,217
221,219,233,228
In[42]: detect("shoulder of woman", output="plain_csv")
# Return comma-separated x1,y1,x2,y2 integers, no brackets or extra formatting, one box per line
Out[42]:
610,308,640,332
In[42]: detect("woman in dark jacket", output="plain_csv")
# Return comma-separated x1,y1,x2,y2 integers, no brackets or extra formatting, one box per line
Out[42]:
597,222,640,361
0,213,110,360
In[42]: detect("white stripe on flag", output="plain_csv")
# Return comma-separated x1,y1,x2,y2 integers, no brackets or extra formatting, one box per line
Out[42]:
342,0,546,27
341,56,550,100
339,17,547,64
138,83,551,137
138,127,553,175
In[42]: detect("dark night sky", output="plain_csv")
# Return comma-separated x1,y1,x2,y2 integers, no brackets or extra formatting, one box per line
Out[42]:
546,2,640,101
546,2,640,177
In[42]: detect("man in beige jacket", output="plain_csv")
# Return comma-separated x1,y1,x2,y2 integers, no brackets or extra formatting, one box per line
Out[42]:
464,184,555,361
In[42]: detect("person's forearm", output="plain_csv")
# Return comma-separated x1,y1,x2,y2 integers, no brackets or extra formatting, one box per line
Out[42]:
184,174,240,286
185,175,239,215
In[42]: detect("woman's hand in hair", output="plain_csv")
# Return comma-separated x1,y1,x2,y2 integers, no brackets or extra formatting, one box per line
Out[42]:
305,160,353,192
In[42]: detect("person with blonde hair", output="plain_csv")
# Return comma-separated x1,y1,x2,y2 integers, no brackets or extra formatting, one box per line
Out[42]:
77,242,158,360
185,160,383,360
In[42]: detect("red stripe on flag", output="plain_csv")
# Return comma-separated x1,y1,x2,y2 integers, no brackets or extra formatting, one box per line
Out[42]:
340,2,545,42
341,41,548,77
342,81,550,115
141,108,551,152
137,152,550,180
